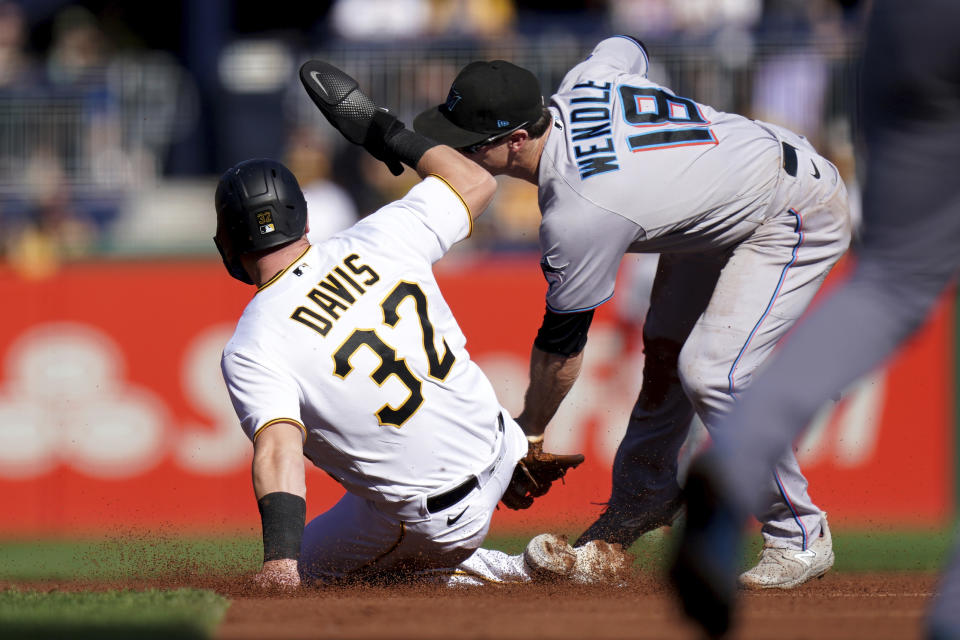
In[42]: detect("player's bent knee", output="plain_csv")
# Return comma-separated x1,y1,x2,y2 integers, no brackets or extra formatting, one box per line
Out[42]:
676,345,730,412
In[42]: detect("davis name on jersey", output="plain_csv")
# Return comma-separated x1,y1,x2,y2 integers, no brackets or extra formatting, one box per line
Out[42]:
288,253,380,337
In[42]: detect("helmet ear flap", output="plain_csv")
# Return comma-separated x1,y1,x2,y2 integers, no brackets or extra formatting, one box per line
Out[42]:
213,236,254,284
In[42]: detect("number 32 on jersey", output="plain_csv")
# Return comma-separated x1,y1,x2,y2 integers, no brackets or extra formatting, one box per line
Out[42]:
333,281,454,428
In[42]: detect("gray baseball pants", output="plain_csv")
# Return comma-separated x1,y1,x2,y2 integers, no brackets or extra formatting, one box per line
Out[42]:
611,126,851,550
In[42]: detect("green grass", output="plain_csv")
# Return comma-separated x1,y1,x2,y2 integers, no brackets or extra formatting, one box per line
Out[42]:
826,528,955,572
618,526,955,573
0,588,229,640
0,537,260,581
0,528,952,583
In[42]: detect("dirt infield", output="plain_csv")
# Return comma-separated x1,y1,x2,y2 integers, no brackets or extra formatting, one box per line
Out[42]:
1,571,935,639
212,572,936,640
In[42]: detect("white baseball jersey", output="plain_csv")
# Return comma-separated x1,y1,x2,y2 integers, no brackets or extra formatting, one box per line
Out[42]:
538,36,786,313
221,176,504,506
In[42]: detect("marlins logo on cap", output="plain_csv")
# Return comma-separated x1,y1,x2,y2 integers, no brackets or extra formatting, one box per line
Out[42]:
446,88,463,112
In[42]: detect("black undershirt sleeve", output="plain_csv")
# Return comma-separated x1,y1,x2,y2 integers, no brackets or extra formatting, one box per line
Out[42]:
533,307,595,357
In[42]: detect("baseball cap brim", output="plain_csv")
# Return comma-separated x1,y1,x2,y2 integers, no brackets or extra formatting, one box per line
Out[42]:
414,106,490,149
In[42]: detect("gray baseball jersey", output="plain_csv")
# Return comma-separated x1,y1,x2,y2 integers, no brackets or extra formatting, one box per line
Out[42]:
541,37,852,553
538,36,785,313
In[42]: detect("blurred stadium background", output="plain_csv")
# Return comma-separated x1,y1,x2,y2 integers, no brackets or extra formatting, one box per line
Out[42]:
0,0,955,556
1,0,863,263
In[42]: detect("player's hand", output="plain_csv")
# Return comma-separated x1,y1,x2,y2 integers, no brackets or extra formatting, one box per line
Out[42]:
252,558,301,590
299,60,404,176
501,437,585,510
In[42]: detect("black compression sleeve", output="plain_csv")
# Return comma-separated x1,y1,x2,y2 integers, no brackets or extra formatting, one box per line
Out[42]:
258,492,306,562
533,308,595,357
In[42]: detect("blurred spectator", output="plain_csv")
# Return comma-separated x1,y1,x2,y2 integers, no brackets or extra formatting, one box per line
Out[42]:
329,0,518,42
0,0,34,91
3,145,95,278
1,1,864,260
607,0,678,39
43,6,127,229
675,0,762,34
749,0,849,147
430,0,516,39
0,1,37,221
1,5,126,271
750,49,829,141
608,0,762,40
283,126,359,244
329,0,433,41
45,5,112,88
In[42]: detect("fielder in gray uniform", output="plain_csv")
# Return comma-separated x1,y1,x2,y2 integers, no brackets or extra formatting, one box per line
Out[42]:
415,36,852,588
671,1,960,636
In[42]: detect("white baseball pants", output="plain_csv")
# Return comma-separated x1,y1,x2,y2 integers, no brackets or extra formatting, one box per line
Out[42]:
298,411,532,584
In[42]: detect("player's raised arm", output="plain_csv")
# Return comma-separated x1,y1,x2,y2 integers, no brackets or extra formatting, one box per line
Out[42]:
414,145,496,220
299,60,496,219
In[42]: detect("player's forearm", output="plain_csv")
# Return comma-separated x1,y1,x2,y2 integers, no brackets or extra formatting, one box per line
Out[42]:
416,145,497,219
251,424,307,499
252,455,306,499
251,424,307,574
516,346,584,438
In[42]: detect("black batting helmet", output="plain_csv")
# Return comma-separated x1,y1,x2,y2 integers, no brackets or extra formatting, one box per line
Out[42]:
214,158,308,284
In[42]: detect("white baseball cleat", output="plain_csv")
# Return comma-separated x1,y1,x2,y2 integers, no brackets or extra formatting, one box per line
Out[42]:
739,514,835,589
524,533,630,585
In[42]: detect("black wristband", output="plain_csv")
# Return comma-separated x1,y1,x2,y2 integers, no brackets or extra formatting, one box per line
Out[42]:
257,492,306,562
386,127,439,169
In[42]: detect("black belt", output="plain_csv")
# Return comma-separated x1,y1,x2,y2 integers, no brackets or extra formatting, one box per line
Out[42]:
782,141,798,177
425,414,505,514
426,476,478,513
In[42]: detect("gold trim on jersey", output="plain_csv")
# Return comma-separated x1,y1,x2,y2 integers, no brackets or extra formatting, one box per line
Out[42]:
252,418,307,442
256,245,312,293
428,173,474,238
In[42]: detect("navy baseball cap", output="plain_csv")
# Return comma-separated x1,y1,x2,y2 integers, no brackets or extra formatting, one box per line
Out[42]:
414,60,545,149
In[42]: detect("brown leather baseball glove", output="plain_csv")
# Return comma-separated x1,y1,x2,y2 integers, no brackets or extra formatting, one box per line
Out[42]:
501,438,585,510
